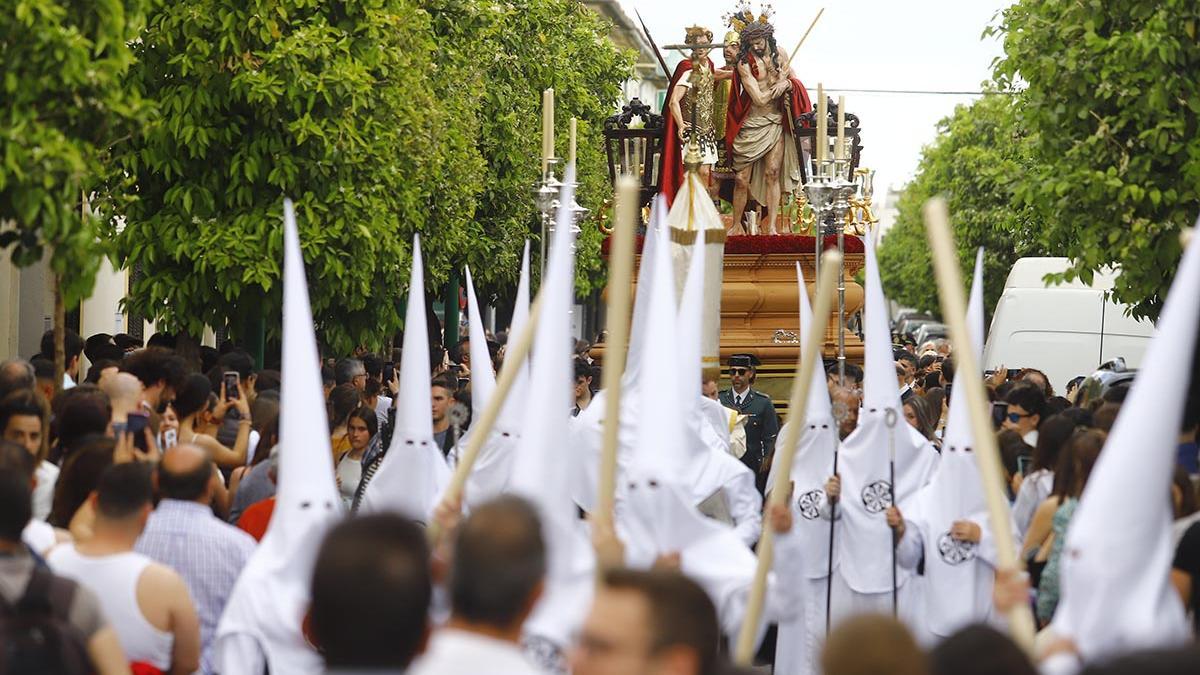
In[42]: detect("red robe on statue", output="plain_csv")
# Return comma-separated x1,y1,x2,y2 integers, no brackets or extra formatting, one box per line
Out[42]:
724,52,812,160
658,57,715,207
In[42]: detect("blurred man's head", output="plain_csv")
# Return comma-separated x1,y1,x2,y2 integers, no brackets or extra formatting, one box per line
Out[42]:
431,380,453,427
0,389,47,461
91,463,155,534
449,496,546,634
120,347,187,408
572,569,719,675
156,444,214,504
0,359,35,400
310,514,432,670
1003,383,1045,438
831,386,861,440
0,440,36,543
701,377,718,401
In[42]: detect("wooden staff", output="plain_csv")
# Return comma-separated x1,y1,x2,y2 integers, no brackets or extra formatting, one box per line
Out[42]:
594,176,640,537
786,8,825,69
429,291,545,540
733,251,841,665
922,197,1036,653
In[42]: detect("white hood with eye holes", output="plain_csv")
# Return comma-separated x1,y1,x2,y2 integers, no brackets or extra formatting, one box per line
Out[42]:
357,235,451,523
214,199,343,674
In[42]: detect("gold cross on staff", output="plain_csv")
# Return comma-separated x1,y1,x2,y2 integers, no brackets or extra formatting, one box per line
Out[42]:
661,42,729,52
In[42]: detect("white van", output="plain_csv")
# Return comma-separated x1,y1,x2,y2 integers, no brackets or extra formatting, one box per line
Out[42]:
982,258,1156,393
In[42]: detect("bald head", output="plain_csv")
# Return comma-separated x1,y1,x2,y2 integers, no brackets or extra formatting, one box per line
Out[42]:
831,386,861,440
100,371,144,422
157,443,213,503
0,360,35,400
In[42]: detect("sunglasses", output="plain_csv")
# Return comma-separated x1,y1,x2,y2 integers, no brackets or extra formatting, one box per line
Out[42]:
1006,411,1032,423
729,368,750,375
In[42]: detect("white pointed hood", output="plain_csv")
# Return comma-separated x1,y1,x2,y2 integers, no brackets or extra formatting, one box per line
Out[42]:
497,241,532,434
509,166,595,652
1048,232,1198,663
765,262,839,579
622,194,667,390
916,248,998,637
464,266,495,414
453,261,520,509
357,235,451,521
617,213,758,642
214,198,341,673
836,228,938,593
569,201,662,512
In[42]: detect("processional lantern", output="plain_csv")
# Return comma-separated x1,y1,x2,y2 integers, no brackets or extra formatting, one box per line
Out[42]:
601,98,665,216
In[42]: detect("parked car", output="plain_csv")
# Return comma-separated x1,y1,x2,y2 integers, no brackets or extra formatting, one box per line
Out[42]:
982,258,1155,392
914,322,948,347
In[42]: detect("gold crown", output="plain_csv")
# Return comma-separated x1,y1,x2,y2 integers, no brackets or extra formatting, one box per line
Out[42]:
684,25,713,43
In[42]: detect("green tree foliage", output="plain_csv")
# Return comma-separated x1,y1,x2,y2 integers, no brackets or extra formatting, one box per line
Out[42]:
879,93,1049,318
0,0,147,304
991,0,1200,319
114,0,632,353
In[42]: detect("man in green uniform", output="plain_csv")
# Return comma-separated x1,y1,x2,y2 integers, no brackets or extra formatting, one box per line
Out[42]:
718,353,779,494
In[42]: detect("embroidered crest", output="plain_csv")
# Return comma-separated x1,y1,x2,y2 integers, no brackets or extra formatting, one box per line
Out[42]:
796,489,824,520
937,531,977,565
860,480,892,514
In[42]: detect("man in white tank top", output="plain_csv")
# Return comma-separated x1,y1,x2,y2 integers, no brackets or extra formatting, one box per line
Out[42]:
49,463,200,674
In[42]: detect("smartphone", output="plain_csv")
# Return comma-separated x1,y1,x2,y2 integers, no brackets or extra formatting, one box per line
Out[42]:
127,411,150,452
162,428,177,449
991,401,1008,429
1017,455,1032,476
223,371,240,401
382,362,395,383
1006,368,1021,380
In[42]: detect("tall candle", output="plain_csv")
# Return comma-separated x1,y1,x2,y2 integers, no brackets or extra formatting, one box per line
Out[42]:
836,95,846,161
547,88,555,160
541,90,551,174
569,117,577,166
816,83,827,165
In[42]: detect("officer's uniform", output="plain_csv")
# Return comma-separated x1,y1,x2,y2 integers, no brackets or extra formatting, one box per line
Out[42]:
719,354,780,495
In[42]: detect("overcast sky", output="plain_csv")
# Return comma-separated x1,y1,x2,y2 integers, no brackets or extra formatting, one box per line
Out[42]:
618,0,1012,197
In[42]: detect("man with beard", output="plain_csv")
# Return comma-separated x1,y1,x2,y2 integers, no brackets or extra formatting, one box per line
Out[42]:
725,12,811,236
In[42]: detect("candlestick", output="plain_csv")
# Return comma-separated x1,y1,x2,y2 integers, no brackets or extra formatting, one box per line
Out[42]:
816,83,827,164
836,96,846,161
569,117,577,167
541,89,550,175
547,88,555,162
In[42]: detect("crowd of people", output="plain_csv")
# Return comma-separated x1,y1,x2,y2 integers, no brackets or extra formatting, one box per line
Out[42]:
2,191,1199,675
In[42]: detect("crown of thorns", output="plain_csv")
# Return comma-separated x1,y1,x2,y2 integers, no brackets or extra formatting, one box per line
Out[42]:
738,21,774,43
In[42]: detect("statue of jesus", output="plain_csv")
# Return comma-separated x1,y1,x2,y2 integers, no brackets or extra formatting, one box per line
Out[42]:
724,18,811,236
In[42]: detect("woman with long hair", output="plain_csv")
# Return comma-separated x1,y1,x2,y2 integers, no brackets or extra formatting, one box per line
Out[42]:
327,383,361,463
335,406,377,510
174,373,251,469
1033,429,1106,625
903,395,938,448
1013,413,1081,538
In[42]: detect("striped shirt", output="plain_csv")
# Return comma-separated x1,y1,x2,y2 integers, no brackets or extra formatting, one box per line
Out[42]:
135,499,257,674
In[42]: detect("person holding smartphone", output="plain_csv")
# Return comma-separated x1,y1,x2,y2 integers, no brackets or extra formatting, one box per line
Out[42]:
175,374,252,469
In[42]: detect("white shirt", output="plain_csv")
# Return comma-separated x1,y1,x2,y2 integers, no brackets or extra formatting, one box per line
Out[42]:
410,628,545,675
32,460,59,521
22,519,57,555
62,373,76,390
731,387,750,407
